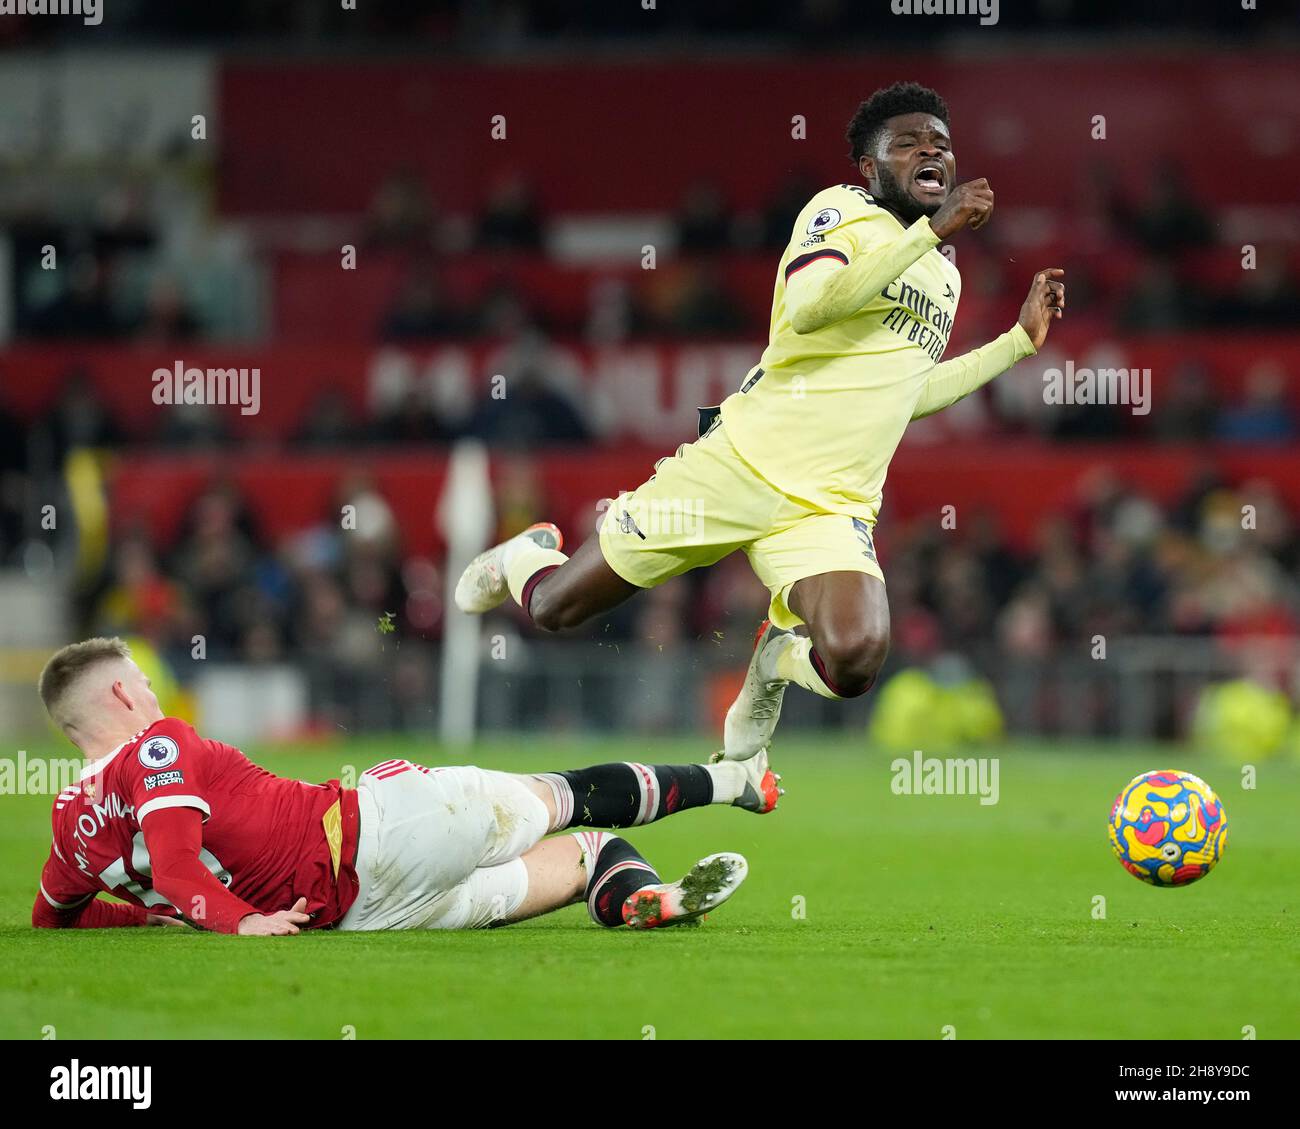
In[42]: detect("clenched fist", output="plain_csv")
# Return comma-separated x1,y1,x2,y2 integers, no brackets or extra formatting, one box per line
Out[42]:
928,178,995,239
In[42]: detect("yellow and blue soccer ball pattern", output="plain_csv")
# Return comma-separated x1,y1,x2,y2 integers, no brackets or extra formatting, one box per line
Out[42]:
1108,770,1228,887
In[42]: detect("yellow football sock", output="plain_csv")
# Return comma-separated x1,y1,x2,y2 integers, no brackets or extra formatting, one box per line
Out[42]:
505,541,569,608
774,633,844,700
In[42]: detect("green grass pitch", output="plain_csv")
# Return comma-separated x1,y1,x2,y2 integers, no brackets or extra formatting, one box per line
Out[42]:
1,736,1296,1039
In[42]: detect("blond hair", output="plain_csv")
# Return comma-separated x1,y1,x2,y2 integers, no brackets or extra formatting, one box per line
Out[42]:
38,636,132,728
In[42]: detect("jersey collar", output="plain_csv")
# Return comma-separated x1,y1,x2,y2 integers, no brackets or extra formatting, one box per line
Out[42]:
79,727,148,781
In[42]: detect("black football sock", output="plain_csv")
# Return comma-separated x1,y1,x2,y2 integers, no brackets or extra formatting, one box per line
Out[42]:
535,762,714,830
572,832,660,927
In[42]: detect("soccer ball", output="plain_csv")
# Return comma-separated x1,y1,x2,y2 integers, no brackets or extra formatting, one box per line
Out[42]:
1108,770,1228,887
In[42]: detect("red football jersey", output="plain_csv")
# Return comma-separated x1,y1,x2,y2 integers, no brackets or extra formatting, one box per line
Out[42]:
38,718,360,931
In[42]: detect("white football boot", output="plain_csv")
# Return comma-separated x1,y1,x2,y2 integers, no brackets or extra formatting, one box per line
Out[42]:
621,852,749,929
721,619,793,761
453,522,564,614
729,746,783,814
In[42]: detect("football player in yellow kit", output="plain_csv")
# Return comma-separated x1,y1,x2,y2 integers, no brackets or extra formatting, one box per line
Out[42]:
455,82,1064,761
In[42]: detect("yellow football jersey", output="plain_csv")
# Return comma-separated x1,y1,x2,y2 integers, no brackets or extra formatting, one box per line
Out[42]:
720,183,1032,519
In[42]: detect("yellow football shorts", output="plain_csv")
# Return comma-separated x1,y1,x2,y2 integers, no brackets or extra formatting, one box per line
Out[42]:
597,420,885,630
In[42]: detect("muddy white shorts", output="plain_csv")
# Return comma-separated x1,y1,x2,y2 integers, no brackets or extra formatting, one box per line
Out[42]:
336,760,550,932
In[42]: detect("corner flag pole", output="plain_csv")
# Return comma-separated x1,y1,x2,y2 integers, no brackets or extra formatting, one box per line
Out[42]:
437,440,493,749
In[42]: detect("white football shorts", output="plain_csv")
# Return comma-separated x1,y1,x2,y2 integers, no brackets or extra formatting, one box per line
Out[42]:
336,760,550,932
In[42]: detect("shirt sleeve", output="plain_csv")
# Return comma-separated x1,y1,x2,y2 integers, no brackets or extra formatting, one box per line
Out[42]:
142,805,258,934
910,323,1037,419
33,893,149,929
784,194,941,335
32,849,148,929
123,718,212,823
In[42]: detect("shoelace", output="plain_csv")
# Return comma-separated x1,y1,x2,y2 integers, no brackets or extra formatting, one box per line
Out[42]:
750,679,786,720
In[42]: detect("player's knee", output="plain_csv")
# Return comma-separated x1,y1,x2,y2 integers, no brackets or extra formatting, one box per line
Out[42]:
528,585,584,632
527,588,569,631
817,623,889,696
527,592,563,632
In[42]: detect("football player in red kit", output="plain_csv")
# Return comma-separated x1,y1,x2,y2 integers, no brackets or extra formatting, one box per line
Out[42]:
32,638,779,936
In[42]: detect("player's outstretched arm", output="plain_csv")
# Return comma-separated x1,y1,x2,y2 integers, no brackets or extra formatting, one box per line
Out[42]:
787,215,940,335
31,848,169,929
32,893,184,929
141,805,268,934
32,891,144,928
911,267,1064,420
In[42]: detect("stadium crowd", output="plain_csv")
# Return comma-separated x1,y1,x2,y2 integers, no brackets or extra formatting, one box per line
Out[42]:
3,370,1297,733
11,164,1300,349
3,18,1296,734
3,147,1299,731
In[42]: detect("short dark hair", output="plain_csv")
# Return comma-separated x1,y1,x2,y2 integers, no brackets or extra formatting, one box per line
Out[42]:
845,82,950,163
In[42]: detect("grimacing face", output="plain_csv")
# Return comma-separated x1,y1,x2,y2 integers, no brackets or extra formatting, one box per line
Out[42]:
860,111,955,224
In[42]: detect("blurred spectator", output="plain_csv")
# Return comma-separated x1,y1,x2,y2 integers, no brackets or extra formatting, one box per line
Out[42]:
1119,256,1206,332
967,512,1025,609
92,533,192,654
1241,478,1300,570
27,253,124,340
380,267,465,340
1071,162,1122,254
756,171,820,250
996,585,1053,660
134,271,202,343
37,371,124,459
464,365,589,446
1112,159,1213,255
584,276,651,344
169,485,264,656
476,277,543,338
674,182,733,253
665,263,749,336
157,402,231,448
363,168,439,252
94,181,159,256
492,455,550,543
1209,248,1300,328
296,389,362,447
1214,362,1297,443
371,387,451,444
0,403,28,564
1153,362,1219,442
477,175,544,251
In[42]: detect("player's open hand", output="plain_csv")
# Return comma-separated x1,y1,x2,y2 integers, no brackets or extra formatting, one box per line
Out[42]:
237,896,311,936
1017,268,1066,350
928,178,994,239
